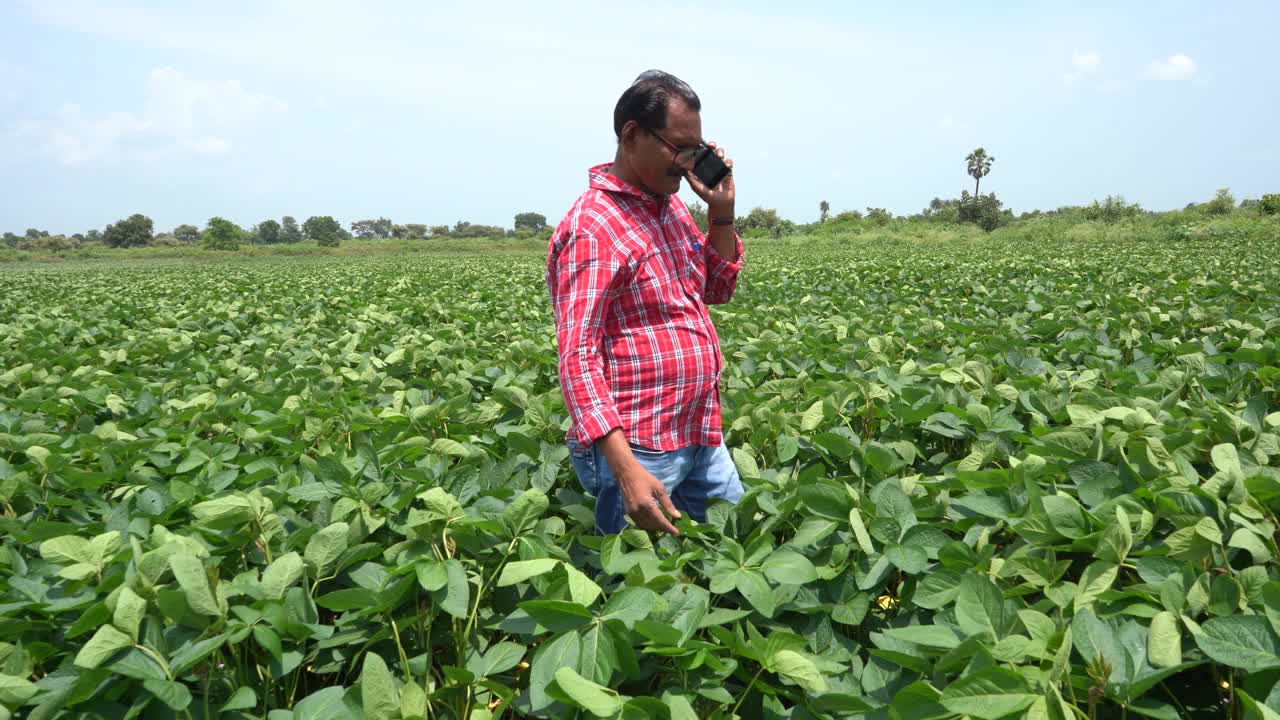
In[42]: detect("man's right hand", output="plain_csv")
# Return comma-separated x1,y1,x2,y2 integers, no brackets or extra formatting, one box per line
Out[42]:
596,429,682,536
617,464,682,536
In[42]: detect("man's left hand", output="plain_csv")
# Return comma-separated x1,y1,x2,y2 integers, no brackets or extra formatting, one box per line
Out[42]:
686,142,735,214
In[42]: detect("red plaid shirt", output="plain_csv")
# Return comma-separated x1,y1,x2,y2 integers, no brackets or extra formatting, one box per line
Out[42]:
547,163,744,451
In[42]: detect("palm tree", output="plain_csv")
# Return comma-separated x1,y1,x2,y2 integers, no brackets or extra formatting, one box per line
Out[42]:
966,148,995,195
819,200,830,222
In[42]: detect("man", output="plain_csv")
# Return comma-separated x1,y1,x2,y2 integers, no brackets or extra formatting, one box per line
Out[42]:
546,70,744,536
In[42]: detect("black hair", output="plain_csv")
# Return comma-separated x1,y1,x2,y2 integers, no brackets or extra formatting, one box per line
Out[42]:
612,70,701,139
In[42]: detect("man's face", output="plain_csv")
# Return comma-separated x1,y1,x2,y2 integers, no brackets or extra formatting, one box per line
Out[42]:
625,98,703,197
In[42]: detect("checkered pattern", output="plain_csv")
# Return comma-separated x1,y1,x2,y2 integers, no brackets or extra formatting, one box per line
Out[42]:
546,163,743,451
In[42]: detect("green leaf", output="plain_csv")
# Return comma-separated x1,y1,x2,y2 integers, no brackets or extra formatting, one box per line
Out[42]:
361,652,398,720
1074,561,1118,610
1042,494,1091,539
497,558,559,587
530,632,580,712
1196,616,1280,672
552,666,623,717
800,400,824,432
437,558,470,619
913,568,964,609
938,667,1037,719
520,600,594,633
658,584,709,646
1097,508,1133,563
1212,443,1244,481
113,586,147,642
316,588,378,611
563,564,602,607
466,642,526,678
885,544,928,574
1072,608,1126,684
956,574,1005,638
664,694,698,720
761,547,818,585
731,448,760,479
1263,582,1280,638
431,438,471,458
879,624,962,649
39,535,93,565
169,553,222,616
776,434,799,463
734,568,776,617
400,683,427,720
1148,611,1182,669
74,624,134,669
503,489,549,536
769,649,827,692
294,686,361,719
305,522,350,575
799,480,851,520
143,679,193,711
848,507,875,555
1229,528,1273,564
415,561,448,592
220,687,258,713
1238,689,1280,720
0,675,37,707
262,552,304,601
254,626,283,661
600,587,658,629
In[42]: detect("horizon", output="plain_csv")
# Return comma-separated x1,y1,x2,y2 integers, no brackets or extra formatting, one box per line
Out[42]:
2,1,1277,236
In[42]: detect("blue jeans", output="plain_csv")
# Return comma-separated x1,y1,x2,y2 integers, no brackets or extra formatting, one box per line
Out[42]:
566,438,744,535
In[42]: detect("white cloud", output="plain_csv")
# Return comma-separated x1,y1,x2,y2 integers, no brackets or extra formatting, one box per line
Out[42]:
938,115,954,129
1147,54,1197,81
1064,51,1101,84
4,66,285,165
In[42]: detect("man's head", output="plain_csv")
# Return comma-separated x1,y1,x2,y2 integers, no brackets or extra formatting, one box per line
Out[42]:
612,70,703,197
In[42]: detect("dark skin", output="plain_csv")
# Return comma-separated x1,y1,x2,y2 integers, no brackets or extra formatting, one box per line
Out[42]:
597,97,739,536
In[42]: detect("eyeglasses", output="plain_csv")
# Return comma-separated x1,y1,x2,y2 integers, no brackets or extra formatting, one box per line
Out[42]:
645,128,705,166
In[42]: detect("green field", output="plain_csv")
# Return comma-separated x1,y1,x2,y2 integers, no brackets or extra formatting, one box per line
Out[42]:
2,226,1280,719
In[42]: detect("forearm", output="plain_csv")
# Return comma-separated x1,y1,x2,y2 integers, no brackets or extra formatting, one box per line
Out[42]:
596,428,644,482
708,204,739,262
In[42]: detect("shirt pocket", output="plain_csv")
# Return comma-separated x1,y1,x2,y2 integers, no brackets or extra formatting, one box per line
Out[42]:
632,249,673,304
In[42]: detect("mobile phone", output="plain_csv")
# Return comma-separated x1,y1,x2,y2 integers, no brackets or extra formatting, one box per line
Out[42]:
691,147,731,188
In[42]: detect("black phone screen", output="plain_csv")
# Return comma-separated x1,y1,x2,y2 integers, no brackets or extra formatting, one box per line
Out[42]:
691,148,730,188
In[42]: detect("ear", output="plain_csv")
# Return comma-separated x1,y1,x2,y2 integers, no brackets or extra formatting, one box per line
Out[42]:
619,120,642,149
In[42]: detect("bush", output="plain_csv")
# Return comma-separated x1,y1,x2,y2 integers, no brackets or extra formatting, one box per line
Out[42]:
303,216,344,247
203,217,243,250
1082,195,1143,223
1205,188,1236,215
737,207,785,237
152,233,185,247
102,213,154,248
864,208,893,226
18,235,74,253
1260,194,1280,215
957,191,1005,232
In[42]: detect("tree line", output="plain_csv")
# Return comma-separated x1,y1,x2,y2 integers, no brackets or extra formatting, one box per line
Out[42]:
8,144,1279,252
703,148,1279,238
3,212,552,252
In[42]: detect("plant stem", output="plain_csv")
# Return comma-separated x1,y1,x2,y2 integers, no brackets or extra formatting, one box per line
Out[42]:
390,616,413,685
729,666,765,719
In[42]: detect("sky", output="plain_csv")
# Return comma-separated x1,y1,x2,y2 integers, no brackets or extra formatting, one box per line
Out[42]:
1,1,1278,235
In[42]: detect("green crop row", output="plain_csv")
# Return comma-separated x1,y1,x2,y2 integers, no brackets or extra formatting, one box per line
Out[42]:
1,231,1279,719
